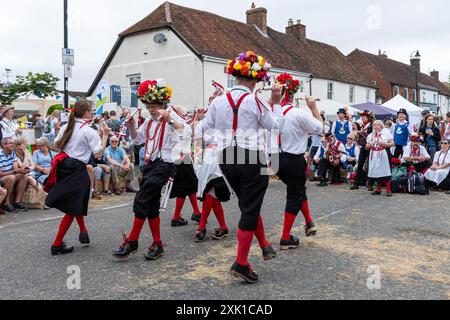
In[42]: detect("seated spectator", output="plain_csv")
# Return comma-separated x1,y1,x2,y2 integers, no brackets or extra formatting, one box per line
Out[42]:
105,136,137,194
0,137,29,212
14,138,38,191
314,133,348,186
401,133,431,173
32,137,57,185
92,154,114,196
425,139,450,191
344,133,360,169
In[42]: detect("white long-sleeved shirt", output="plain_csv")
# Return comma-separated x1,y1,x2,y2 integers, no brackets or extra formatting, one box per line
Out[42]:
202,86,284,152
277,103,323,155
331,119,353,136
313,140,348,163
401,145,430,163
133,108,191,164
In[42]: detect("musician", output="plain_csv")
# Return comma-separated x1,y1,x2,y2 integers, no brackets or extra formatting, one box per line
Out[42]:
366,120,394,197
272,73,323,250
350,110,374,190
202,50,284,284
112,79,191,261
401,133,431,173
314,133,348,186
331,108,352,144
46,100,109,255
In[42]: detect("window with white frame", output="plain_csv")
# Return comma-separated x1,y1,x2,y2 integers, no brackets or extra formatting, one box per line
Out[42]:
299,80,305,93
393,86,400,96
127,74,141,87
366,88,371,102
433,94,437,104
403,88,408,100
227,74,237,89
349,85,355,104
327,82,334,100
412,89,417,103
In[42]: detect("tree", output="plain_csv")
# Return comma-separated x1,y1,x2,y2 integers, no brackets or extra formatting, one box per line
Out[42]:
0,72,60,105
447,73,450,88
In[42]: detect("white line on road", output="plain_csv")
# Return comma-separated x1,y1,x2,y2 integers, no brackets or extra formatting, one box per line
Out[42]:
316,209,345,222
40,216,64,222
101,203,131,211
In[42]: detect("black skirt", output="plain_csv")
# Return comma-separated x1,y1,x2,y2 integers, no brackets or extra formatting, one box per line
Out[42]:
45,158,91,216
170,162,199,199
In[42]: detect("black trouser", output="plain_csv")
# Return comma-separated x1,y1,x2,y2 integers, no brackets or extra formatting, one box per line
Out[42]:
133,160,176,220
394,145,405,159
317,158,342,183
219,147,268,231
276,153,308,215
354,148,369,186
403,161,431,173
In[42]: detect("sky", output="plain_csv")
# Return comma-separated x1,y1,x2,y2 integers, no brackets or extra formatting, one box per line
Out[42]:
1,0,449,92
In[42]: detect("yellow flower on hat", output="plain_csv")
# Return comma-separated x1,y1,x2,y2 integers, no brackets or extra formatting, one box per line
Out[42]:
251,70,258,78
234,62,243,71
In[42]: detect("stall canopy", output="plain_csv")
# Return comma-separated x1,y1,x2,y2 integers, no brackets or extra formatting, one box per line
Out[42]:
382,94,423,127
299,99,359,122
351,102,397,120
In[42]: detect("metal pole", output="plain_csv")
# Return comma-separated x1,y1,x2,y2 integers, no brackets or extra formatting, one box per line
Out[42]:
64,0,69,110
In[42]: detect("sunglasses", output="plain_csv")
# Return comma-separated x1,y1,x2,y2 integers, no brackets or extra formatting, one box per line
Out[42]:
441,142,449,145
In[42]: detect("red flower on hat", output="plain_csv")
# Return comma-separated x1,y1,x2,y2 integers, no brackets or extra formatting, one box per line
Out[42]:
138,80,157,97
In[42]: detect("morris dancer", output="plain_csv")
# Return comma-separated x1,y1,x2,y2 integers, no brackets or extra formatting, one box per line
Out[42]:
193,107,231,242
393,109,411,158
332,108,352,144
366,120,394,197
202,51,284,284
271,73,323,250
46,100,109,255
112,79,191,261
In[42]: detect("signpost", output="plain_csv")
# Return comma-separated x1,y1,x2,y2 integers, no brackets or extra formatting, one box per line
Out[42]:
63,0,69,110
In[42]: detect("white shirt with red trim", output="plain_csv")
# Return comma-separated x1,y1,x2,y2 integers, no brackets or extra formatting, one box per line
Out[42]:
401,145,430,163
202,85,284,152
276,103,323,155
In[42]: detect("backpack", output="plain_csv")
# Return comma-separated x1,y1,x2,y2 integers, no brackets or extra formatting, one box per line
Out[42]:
407,172,429,195
44,119,52,134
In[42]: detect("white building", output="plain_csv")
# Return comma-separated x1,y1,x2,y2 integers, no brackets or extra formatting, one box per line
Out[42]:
87,2,377,109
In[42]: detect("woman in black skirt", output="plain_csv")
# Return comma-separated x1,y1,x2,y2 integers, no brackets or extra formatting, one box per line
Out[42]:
45,100,109,256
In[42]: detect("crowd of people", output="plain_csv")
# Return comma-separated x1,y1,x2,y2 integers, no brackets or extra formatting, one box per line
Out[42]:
0,105,140,215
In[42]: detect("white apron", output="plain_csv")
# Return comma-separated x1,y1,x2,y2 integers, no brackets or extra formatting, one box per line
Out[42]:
424,150,450,185
367,130,392,178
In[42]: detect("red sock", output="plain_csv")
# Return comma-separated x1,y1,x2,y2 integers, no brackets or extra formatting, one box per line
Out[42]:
236,229,254,266
128,217,146,241
199,194,214,230
173,197,185,220
300,201,313,224
212,199,228,230
188,193,201,215
254,215,271,248
385,181,392,193
75,216,88,234
282,212,297,241
53,214,75,247
148,216,161,244
377,181,382,193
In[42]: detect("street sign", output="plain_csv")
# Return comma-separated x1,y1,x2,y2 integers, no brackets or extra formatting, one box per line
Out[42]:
64,64,73,78
62,48,74,66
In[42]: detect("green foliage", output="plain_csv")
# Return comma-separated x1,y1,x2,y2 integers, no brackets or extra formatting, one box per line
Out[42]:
47,104,67,115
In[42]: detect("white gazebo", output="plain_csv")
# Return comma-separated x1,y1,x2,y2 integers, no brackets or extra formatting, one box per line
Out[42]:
382,94,423,128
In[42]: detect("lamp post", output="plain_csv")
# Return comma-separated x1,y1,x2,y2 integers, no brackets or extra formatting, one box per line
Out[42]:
410,50,421,107
63,0,69,110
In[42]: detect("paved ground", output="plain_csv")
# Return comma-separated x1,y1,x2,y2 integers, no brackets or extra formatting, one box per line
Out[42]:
0,180,449,300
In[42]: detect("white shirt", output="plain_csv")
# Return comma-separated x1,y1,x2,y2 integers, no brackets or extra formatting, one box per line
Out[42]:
401,145,430,163
55,119,102,163
133,107,191,163
331,119,353,136
278,103,323,155
313,140,348,163
194,120,216,147
202,86,284,152
0,118,20,139
444,123,450,140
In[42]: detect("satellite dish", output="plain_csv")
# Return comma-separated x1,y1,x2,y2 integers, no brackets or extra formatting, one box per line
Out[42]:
153,33,167,44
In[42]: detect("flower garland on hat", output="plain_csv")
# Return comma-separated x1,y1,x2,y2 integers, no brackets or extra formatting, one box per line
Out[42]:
275,73,300,102
137,79,173,105
226,51,271,82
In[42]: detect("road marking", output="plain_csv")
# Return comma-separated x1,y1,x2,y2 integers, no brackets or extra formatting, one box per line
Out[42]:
316,209,345,222
40,216,64,222
101,203,131,211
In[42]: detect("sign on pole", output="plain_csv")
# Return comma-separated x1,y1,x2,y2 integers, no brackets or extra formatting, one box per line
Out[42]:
62,48,74,66
64,65,73,78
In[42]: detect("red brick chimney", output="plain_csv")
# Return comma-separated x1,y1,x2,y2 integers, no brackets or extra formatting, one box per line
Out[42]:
246,3,267,35
286,19,306,43
430,70,439,82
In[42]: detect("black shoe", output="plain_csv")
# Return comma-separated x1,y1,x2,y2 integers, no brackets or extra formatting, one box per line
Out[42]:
386,192,393,197
144,242,164,260
317,181,328,187
262,246,277,261
212,228,229,240
305,222,318,237
79,232,90,245
372,191,381,195
230,262,258,284
191,213,202,223
112,235,138,260
280,235,300,250
51,242,74,256
171,218,188,227
2,204,16,212
195,229,207,243
350,185,359,190
14,202,28,211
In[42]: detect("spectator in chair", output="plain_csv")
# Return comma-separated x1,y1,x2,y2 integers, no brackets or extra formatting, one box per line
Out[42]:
14,138,38,191
32,137,57,185
89,154,114,197
401,133,431,173
0,137,29,212
105,136,137,194
425,139,450,191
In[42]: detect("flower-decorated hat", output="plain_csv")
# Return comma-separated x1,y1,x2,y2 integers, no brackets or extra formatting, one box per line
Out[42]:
226,50,271,82
275,73,300,101
137,79,173,105
409,132,423,143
